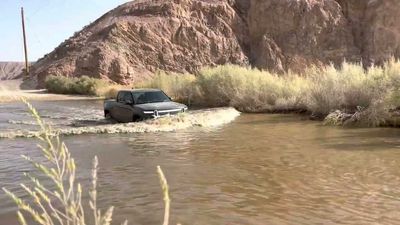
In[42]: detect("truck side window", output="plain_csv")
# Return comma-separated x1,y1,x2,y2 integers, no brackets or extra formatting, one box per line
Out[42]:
123,93,134,104
117,92,125,102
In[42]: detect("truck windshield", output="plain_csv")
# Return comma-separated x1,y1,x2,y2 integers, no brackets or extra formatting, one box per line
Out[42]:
133,91,171,104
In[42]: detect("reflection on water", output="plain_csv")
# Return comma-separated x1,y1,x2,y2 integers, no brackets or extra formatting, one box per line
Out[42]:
2,101,400,224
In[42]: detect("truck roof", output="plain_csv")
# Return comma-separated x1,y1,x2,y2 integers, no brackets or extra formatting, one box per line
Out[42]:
119,88,162,93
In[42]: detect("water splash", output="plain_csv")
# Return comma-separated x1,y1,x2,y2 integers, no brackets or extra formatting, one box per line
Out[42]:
0,108,240,139
7,120,39,126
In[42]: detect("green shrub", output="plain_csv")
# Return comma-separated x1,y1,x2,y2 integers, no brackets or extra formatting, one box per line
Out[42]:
45,75,125,97
72,76,100,95
45,75,74,94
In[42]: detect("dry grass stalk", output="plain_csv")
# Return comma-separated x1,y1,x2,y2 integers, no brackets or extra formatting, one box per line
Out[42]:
42,59,400,127
157,166,170,225
141,60,400,126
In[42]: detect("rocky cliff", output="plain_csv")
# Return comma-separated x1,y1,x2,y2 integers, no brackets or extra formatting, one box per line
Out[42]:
0,62,24,80
337,0,400,66
28,0,400,86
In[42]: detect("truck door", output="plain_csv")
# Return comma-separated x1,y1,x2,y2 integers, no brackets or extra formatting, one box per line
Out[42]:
116,92,135,122
110,92,124,120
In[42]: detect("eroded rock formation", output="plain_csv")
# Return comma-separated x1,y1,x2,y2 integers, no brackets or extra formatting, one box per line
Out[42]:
30,0,249,86
27,0,400,87
337,0,400,66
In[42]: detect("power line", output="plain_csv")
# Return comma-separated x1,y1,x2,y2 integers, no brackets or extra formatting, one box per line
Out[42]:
27,0,53,18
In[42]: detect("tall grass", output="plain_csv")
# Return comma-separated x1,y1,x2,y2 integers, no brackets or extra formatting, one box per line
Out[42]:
139,60,400,126
196,65,309,112
44,59,400,126
305,63,393,117
135,71,197,105
3,99,171,225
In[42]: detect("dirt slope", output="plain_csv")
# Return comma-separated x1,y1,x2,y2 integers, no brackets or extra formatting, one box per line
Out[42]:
26,0,400,87
0,62,24,80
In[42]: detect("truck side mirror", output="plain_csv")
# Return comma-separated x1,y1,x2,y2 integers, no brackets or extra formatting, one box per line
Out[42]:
125,99,133,105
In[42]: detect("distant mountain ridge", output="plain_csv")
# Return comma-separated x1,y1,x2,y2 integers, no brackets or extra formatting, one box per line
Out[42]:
0,62,24,80
26,0,400,87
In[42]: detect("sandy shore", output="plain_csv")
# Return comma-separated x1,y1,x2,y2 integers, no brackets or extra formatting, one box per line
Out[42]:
0,79,102,103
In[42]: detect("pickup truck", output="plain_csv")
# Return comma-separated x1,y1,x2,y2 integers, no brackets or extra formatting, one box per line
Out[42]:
104,89,188,122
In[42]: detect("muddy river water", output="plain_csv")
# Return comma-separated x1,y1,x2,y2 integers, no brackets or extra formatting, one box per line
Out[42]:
2,100,400,225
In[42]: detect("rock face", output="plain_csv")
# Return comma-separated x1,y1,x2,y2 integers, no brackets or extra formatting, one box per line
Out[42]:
247,0,400,72
30,0,249,86
247,0,360,73
337,0,400,66
28,0,400,87
0,62,25,80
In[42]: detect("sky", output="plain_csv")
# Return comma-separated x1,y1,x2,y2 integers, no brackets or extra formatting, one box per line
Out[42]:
0,0,129,62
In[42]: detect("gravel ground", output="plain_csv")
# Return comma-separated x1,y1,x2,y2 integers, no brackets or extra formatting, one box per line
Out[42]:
0,79,102,103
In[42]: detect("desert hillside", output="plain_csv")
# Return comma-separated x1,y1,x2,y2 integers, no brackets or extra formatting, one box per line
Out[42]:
27,0,400,87
0,62,24,80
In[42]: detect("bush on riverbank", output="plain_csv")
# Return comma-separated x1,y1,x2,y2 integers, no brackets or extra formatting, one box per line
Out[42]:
135,71,197,105
196,65,309,112
45,75,100,95
45,75,127,97
44,59,400,127
307,60,400,126
199,61,400,116
140,60,400,126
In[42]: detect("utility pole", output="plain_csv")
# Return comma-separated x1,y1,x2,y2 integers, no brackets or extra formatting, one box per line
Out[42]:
21,7,29,77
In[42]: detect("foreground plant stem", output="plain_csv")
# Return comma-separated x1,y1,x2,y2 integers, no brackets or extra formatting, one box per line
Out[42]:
157,166,170,225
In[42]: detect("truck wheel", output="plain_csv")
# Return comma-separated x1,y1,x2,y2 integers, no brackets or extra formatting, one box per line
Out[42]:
132,115,142,122
104,110,110,119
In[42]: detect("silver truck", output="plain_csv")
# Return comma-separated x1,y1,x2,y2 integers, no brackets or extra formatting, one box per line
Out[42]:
104,89,188,122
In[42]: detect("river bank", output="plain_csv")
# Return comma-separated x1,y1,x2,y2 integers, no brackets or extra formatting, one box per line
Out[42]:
0,79,102,103
41,60,400,127
4,60,400,127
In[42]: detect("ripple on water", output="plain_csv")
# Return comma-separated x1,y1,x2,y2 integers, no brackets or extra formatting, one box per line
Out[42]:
0,107,240,138
3,101,400,224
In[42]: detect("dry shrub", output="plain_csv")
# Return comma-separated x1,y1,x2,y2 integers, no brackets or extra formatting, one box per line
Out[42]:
45,59,400,127
96,84,129,99
135,71,198,105
314,59,400,126
385,58,400,107
307,65,347,116
141,60,400,127
197,65,309,112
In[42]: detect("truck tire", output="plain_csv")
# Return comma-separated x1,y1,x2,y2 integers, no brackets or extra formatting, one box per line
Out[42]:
132,115,142,122
104,110,111,119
